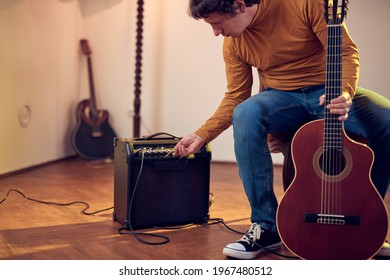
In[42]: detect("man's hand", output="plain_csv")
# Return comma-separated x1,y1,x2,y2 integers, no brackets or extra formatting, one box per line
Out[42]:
173,133,206,157
319,92,352,121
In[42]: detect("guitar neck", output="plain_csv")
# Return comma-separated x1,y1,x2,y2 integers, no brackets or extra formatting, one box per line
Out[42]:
87,56,99,117
324,22,343,151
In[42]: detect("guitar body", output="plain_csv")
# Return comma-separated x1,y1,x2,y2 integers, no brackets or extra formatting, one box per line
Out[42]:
276,119,388,259
72,99,116,160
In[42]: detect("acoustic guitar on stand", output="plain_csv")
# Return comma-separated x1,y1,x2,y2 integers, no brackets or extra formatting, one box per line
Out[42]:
72,39,116,160
276,0,388,259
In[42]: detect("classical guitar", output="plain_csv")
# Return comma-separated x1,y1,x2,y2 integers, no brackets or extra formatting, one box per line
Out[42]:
276,0,388,259
72,39,116,160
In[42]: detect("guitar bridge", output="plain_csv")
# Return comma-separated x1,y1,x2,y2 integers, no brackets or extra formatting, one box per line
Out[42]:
304,213,360,226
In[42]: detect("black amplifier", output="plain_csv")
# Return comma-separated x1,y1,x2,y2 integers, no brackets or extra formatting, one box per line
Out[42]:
113,133,211,230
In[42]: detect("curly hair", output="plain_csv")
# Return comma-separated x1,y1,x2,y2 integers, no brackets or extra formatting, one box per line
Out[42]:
188,0,261,19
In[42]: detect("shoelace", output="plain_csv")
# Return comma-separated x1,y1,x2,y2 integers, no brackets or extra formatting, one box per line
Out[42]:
238,223,263,246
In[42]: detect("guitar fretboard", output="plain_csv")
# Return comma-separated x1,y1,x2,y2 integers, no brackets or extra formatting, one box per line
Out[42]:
324,21,343,151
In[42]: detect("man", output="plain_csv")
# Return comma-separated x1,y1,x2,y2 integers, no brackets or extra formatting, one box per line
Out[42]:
174,0,390,259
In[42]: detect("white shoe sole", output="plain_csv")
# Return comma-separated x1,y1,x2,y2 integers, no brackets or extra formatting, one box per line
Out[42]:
223,242,282,259
375,242,390,257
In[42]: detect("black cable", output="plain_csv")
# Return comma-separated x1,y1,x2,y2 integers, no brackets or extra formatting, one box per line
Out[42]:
0,188,113,215
120,149,170,245
0,186,170,245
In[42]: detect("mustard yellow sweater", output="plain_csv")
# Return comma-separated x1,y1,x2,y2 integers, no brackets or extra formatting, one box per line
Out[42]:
195,0,359,143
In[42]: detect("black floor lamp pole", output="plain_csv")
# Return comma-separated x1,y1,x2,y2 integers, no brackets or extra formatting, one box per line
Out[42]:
133,0,144,138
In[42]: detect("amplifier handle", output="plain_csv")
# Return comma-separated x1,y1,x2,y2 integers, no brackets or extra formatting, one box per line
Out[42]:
135,132,181,141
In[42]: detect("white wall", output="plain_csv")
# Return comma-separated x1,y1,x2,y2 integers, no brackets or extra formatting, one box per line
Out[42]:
0,0,83,174
1,0,389,175
348,0,390,95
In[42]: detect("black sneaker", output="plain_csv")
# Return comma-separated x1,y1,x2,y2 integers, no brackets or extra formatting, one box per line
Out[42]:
223,223,282,259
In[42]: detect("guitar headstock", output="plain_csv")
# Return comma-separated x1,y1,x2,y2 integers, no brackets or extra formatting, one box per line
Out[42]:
80,39,92,56
324,0,349,25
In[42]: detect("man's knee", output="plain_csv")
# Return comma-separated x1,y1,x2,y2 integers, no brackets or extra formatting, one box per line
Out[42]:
232,101,264,126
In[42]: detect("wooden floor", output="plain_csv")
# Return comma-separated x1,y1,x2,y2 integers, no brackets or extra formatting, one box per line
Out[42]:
0,157,389,260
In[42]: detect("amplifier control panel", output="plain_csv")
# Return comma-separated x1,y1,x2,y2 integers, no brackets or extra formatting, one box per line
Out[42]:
135,146,175,158
114,137,211,161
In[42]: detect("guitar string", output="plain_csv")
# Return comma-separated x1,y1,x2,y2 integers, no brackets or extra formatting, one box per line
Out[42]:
322,24,327,221
329,22,335,222
330,22,339,222
336,22,342,219
322,20,333,221
331,23,337,221
335,21,343,220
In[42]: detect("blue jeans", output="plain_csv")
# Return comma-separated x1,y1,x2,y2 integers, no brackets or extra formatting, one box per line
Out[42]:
232,86,390,232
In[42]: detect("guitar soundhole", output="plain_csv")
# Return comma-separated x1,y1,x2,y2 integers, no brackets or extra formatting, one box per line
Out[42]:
318,149,346,176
